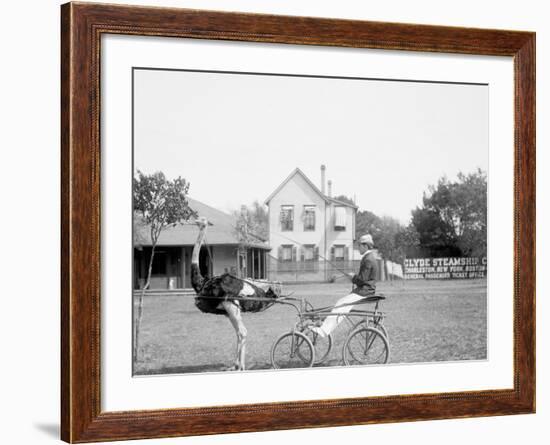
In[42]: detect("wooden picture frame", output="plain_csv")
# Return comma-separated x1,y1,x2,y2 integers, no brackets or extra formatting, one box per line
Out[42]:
61,2,535,442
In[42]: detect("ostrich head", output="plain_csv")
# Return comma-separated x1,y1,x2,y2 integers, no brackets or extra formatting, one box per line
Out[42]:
195,216,208,229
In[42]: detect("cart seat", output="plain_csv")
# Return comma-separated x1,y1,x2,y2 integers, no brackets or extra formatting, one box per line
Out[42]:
361,295,385,303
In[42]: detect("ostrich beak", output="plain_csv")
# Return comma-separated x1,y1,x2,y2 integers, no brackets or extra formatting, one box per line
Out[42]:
195,216,209,227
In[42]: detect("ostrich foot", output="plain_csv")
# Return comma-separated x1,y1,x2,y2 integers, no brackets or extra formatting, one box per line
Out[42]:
221,363,244,372
221,364,239,372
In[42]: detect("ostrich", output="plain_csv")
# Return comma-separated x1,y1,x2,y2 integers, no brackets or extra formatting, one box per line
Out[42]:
191,217,279,371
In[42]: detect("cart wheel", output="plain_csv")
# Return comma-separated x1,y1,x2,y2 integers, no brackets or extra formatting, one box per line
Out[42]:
377,324,389,342
369,322,389,342
342,327,390,366
358,319,389,343
301,328,333,365
271,331,315,369
355,320,389,343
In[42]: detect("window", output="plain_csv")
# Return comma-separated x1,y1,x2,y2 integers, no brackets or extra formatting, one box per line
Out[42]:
281,245,294,262
303,244,315,261
303,205,316,231
301,244,318,272
280,205,294,231
331,244,349,262
277,245,296,272
334,206,346,231
334,245,345,261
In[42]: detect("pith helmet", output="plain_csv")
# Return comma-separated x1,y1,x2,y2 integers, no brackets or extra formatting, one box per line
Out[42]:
359,234,374,247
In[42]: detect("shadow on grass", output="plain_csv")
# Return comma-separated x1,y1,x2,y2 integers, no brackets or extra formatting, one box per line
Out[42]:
135,361,284,375
134,360,352,375
135,362,233,375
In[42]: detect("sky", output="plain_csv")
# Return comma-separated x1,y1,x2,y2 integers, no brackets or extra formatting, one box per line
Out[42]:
134,68,488,224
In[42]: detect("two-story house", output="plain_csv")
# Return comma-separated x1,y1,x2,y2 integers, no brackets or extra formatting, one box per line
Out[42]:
265,165,357,282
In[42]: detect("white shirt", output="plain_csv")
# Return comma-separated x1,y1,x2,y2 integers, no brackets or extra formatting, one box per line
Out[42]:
361,249,374,259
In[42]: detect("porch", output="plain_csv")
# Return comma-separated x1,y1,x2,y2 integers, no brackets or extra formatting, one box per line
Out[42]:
133,244,269,290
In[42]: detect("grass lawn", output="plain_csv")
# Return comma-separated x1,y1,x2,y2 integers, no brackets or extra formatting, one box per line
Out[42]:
134,279,487,375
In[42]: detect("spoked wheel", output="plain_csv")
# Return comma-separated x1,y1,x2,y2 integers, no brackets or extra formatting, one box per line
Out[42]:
342,327,390,366
271,331,315,369
370,322,389,342
355,320,389,343
377,324,389,342
301,328,333,365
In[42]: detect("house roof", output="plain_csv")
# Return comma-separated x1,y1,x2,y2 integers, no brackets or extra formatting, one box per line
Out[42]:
264,168,358,209
327,196,358,209
134,197,271,250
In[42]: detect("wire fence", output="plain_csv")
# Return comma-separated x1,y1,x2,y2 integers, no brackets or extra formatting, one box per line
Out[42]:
266,257,389,283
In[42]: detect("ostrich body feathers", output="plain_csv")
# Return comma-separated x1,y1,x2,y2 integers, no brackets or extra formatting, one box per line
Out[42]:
192,265,278,315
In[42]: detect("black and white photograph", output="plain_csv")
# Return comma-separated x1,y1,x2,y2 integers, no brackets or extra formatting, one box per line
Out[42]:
3,0,545,444
132,67,488,375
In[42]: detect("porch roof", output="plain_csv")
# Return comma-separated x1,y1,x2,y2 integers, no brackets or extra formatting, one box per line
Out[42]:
134,197,271,250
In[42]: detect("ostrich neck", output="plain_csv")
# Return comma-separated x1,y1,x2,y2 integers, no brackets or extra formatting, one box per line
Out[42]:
191,225,207,265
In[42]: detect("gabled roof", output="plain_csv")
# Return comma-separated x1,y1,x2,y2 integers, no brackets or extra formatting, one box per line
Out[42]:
328,197,358,209
264,168,358,209
134,197,270,249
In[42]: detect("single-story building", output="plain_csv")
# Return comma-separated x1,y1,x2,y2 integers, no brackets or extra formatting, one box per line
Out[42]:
133,197,271,290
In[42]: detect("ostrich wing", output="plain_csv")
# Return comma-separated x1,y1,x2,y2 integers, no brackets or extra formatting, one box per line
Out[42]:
220,274,279,313
195,274,277,314
219,274,247,297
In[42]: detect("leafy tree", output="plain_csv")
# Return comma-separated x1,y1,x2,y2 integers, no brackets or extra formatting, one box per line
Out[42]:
233,200,269,242
133,170,196,362
453,170,487,256
354,210,418,264
356,210,382,240
333,194,356,206
363,215,398,262
411,169,487,257
231,201,269,277
394,224,420,264
133,215,148,249
248,200,269,240
376,216,405,263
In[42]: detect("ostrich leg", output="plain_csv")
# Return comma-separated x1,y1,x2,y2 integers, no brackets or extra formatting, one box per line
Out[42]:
221,301,247,371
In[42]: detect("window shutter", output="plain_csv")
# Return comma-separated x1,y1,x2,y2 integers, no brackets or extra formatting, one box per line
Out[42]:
303,206,316,231
330,246,335,261
300,247,304,262
314,246,319,261
278,246,283,261
292,246,297,262
334,206,346,229
344,246,349,261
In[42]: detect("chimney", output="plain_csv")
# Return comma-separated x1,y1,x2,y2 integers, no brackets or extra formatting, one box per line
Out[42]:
328,180,332,198
321,165,326,195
